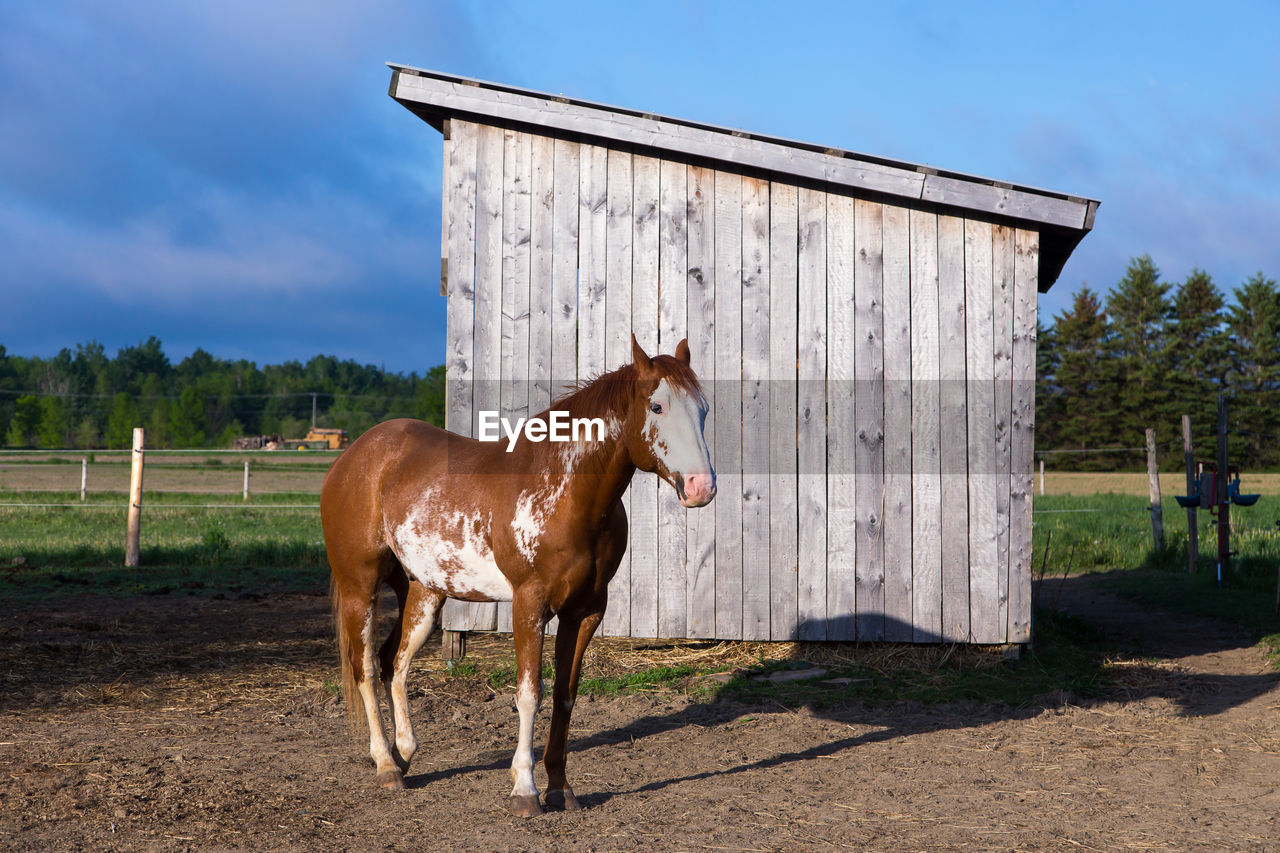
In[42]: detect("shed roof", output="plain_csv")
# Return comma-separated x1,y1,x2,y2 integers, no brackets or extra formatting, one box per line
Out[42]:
388,64,1097,290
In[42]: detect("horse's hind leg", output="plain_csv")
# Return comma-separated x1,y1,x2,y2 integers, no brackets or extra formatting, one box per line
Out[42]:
379,573,444,770
335,573,404,790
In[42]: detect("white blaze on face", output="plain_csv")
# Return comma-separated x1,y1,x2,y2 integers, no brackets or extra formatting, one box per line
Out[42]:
644,378,712,482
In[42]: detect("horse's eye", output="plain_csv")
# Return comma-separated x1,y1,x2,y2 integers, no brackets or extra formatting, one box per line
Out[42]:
650,402,663,414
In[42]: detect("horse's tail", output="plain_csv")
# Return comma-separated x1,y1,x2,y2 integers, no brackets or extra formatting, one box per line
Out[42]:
331,574,368,737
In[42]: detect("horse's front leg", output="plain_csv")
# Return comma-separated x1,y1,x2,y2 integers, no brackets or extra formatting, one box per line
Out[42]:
543,604,604,811
508,593,547,817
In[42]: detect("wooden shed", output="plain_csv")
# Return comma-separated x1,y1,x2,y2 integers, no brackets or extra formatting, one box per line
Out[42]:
388,65,1097,645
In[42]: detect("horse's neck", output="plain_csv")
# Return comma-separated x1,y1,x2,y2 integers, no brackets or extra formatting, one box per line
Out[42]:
518,398,635,525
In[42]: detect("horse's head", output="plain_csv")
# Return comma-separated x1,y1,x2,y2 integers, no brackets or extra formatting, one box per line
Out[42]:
624,335,716,508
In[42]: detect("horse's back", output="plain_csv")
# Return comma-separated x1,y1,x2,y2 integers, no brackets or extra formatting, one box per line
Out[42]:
321,419,452,571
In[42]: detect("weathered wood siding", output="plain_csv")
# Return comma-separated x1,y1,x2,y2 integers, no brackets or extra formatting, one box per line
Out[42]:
440,119,1039,643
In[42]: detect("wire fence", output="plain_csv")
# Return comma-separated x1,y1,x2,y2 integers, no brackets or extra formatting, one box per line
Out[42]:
0,447,335,510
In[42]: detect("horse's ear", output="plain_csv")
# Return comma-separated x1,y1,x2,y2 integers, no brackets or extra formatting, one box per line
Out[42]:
631,334,653,372
674,338,691,365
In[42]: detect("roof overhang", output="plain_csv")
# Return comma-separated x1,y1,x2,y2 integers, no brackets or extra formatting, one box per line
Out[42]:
388,63,1097,291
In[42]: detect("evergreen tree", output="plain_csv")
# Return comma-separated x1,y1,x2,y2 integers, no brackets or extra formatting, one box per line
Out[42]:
1226,272,1280,465
73,417,99,449
105,392,142,448
1167,269,1228,440
6,395,40,446
1106,255,1173,445
170,387,208,448
147,399,173,448
36,396,70,448
1047,287,1119,463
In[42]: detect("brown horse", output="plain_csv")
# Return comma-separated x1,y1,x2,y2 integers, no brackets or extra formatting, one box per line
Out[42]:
321,336,715,816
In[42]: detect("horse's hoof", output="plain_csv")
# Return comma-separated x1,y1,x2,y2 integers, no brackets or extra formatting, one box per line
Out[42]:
508,794,543,817
545,789,582,811
376,769,405,790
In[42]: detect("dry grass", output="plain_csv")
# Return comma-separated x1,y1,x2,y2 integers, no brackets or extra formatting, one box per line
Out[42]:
0,458,329,495
1039,470,1280,497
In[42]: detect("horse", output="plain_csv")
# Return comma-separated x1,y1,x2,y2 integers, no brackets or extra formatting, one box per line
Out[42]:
320,335,715,816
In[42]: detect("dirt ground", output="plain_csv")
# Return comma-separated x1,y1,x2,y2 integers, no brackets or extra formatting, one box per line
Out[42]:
3,575,1279,851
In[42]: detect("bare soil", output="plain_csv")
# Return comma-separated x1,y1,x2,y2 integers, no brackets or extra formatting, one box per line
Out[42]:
3,575,1279,851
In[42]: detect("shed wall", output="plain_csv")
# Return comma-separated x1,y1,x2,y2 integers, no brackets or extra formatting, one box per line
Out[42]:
440,119,1037,644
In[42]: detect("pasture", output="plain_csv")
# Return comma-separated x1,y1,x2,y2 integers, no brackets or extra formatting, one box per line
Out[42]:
2,470,1280,848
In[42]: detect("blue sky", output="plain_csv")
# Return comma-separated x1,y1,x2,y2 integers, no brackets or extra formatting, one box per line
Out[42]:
2,1,1277,374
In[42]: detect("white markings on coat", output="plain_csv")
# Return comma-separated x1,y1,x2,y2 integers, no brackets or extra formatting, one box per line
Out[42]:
510,431,591,564
391,491,513,602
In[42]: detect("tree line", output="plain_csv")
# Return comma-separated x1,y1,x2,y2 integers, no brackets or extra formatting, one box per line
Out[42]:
0,337,445,449
1037,256,1280,470
4,255,1278,467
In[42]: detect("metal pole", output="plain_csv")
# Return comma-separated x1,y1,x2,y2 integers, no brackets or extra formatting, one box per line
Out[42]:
1039,458,1045,496
1182,415,1197,572
80,457,88,502
125,428,145,567
243,459,250,501
311,392,317,429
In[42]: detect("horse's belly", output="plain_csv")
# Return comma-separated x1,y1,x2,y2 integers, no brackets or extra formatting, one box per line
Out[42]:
391,518,513,602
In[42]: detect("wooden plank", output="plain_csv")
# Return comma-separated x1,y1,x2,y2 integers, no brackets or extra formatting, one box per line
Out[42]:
528,136,555,416
496,128,532,637
740,176,771,641
441,119,477,634
444,119,477,439
465,122,505,632
991,224,1016,641
440,121,450,297
825,192,856,641
685,164,716,638
853,198,885,642
501,129,532,424
577,144,609,382
920,174,1085,230
658,158,689,638
880,203,912,642
713,170,744,640
601,147,633,638
551,138,581,401
937,213,970,642
392,73,927,203
629,154,661,638
909,208,942,642
1009,229,1039,643
769,182,799,641
964,218,999,644
796,187,827,641
517,133,556,636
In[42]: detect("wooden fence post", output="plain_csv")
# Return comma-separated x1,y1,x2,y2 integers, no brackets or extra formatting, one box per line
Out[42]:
243,460,250,501
80,457,88,502
1182,415,1197,572
1146,428,1164,555
125,428,145,567
1039,458,1045,496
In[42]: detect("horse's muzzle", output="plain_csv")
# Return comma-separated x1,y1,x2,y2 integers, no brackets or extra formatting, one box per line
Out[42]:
678,471,716,508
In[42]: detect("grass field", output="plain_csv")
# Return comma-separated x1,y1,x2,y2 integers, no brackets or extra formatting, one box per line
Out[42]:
2,467,1278,673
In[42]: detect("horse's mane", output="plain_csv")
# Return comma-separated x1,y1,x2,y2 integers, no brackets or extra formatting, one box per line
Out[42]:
552,356,704,420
